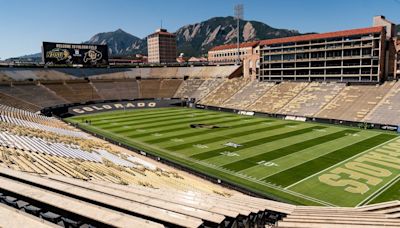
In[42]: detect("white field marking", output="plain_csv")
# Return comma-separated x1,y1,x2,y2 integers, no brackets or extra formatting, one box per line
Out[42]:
152,133,163,137
255,129,350,180
220,151,240,157
262,122,272,125
179,120,274,146
313,129,327,132
357,174,400,207
188,124,317,164
286,125,298,128
283,136,400,190
171,138,184,142
179,154,336,207
345,133,360,137
87,123,336,206
227,128,340,177
194,144,208,149
257,161,278,167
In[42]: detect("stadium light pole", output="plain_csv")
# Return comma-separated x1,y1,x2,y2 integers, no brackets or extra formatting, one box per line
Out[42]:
234,4,243,65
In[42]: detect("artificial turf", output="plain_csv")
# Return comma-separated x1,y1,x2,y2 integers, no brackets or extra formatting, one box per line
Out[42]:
66,107,400,207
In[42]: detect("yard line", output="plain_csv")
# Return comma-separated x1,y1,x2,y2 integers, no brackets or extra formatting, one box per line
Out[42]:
145,118,268,143
85,123,335,206
255,132,371,181
223,129,357,172
176,154,337,207
284,136,400,190
357,174,400,207
190,125,324,160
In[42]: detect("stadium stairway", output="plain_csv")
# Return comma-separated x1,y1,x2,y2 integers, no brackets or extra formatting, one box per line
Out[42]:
248,82,309,114
278,82,345,117
363,81,400,125
222,80,275,110
174,79,205,98
199,77,251,107
315,82,395,122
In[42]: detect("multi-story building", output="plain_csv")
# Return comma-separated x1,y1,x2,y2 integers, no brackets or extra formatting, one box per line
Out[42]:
147,29,177,64
394,39,400,78
258,16,396,82
208,41,260,79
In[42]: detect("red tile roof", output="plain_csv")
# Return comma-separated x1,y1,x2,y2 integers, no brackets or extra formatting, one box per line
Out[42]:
259,26,384,46
209,41,260,51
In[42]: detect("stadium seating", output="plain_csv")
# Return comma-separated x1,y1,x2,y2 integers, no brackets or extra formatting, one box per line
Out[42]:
222,80,275,110
0,89,42,112
0,204,56,228
138,79,161,98
277,205,400,227
11,83,67,108
43,81,101,103
0,104,72,129
363,81,400,125
0,70,39,81
190,78,225,100
91,79,140,100
0,69,76,81
158,79,183,97
316,82,395,122
150,67,178,78
199,77,251,106
34,69,77,80
79,66,241,80
279,82,345,117
41,82,78,103
0,71,11,81
65,81,102,101
174,79,205,98
248,82,309,113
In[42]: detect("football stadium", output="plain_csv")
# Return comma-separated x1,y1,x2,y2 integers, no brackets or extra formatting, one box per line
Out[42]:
1,4,400,227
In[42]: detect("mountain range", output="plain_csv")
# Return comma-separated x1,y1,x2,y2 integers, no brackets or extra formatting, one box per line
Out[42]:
87,16,304,57
14,16,305,59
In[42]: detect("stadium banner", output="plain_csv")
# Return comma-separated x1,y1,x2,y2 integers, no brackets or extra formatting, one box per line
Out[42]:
379,125,398,131
285,115,306,122
68,100,183,116
238,110,254,116
42,42,109,66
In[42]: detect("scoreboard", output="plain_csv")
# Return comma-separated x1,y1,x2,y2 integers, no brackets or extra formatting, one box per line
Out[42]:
42,42,109,66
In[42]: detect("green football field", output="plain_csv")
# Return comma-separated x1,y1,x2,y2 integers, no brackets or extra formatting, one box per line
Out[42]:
66,107,400,207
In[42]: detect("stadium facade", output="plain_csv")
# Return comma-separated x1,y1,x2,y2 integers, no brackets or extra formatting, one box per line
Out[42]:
208,16,397,82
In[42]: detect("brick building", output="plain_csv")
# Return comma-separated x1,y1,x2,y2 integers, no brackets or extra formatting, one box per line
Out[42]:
208,41,260,79
147,29,177,64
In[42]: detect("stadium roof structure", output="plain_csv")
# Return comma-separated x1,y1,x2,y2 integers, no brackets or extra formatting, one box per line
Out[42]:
259,26,384,45
209,41,260,51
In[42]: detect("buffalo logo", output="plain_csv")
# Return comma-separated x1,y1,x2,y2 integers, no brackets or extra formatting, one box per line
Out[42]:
83,49,102,63
46,48,70,61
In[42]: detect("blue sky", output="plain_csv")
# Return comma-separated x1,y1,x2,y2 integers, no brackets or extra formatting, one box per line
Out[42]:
0,0,399,59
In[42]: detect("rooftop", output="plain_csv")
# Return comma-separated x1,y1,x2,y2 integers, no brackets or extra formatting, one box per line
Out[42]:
209,41,260,51
148,28,176,37
259,26,384,46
